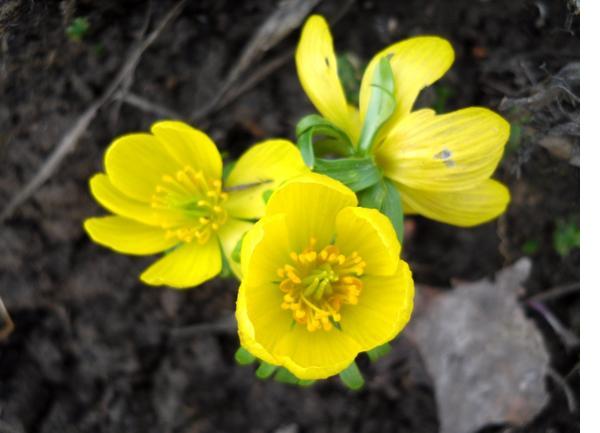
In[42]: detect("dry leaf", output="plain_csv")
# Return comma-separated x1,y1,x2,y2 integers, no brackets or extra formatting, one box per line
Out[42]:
406,258,549,433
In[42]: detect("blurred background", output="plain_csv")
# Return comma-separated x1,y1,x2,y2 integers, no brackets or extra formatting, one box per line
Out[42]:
0,0,579,432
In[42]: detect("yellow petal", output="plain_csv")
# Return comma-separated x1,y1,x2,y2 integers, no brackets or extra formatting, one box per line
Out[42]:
84,216,177,255
265,173,357,251
340,260,414,351
402,198,418,215
335,207,400,276
241,214,291,288
296,15,358,142
104,133,181,202
376,108,510,191
359,36,454,128
217,218,254,280
140,236,222,288
236,283,282,366
273,325,361,380
397,179,510,227
89,174,184,227
224,139,308,220
242,272,362,380
151,121,222,181
243,278,296,363
346,104,362,147
240,217,265,280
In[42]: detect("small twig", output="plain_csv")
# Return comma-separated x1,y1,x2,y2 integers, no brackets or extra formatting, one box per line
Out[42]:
69,72,95,102
548,367,578,413
527,300,579,350
499,62,580,112
169,314,236,341
115,91,183,119
483,78,519,98
526,282,579,303
110,1,155,129
222,0,320,90
194,0,355,123
519,59,538,86
189,0,321,122
0,0,187,224
0,296,15,341
215,51,294,114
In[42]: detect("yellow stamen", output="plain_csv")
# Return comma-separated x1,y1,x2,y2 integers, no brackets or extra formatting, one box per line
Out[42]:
276,237,366,332
151,167,229,245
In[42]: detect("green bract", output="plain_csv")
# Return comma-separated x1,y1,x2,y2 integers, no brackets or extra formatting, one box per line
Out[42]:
313,156,381,192
339,361,365,390
356,57,396,155
296,114,354,168
359,179,404,242
295,57,402,239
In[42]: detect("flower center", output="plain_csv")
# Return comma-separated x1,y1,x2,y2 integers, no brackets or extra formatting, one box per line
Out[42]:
277,237,366,332
151,166,228,244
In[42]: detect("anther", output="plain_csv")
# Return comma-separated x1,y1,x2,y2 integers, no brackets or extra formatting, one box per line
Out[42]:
277,239,366,331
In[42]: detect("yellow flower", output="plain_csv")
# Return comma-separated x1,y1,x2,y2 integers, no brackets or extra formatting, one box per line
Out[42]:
84,121,308,288
236,174,414,380
296,15,510,227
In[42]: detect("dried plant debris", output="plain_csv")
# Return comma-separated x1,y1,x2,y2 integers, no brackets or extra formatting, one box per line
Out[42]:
0,296,15,340
500,62,580,168
407,258,550,433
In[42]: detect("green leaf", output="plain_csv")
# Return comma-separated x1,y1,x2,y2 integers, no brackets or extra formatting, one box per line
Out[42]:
296,114,355,168
380,179,404,243
358,181,386,210
219,252,233,278
256,362,278,379
356,57,396,155
262,189,273,204
366,343,391,362
93,42,105,56
337,53,362,106
219,242,233,278
506,122,523,154
521,239,540,255
234,347,256,365
297,128,316,168
274,367,301,385
358,179,404,242
553,217,580,257
339,362,364,390
433,84,454,114
66,17,90,41
314,156,381,192
269,367,315,386
222,159,236,181
230,231,246,264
